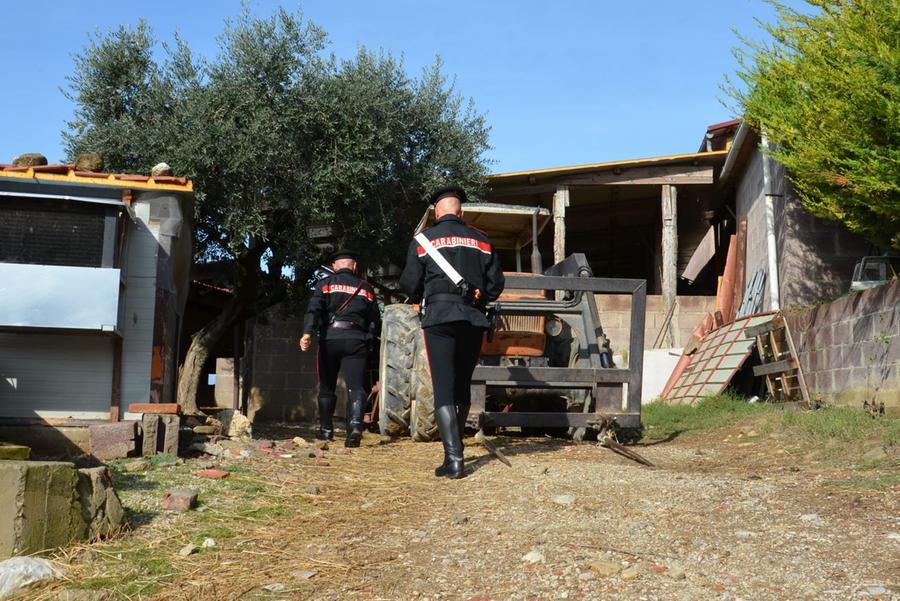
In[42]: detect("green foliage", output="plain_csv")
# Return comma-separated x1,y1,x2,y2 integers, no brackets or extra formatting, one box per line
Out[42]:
642,393,765,440
727,0,900,250
643,394,899,449
64,7,490,283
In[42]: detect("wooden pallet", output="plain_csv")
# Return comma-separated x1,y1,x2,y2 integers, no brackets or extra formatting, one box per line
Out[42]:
745,315,810,404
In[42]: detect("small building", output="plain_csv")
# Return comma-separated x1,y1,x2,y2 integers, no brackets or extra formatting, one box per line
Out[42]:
0,162,193,424
718,121,872,311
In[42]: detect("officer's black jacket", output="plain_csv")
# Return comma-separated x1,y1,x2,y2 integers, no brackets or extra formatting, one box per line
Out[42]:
399,214,505,328
302,269,380,340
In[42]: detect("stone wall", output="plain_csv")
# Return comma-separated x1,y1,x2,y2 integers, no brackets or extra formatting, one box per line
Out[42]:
595,294,717,355
785,281,899,412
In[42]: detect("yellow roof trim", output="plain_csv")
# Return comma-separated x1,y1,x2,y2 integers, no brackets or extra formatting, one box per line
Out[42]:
488,150,729,181
0,167,193,193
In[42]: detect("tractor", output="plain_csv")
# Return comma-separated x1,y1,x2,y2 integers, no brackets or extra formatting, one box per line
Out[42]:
376,202,647,442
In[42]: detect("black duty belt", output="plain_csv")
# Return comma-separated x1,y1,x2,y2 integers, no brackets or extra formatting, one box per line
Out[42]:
426,293,468,304
329,320,364,331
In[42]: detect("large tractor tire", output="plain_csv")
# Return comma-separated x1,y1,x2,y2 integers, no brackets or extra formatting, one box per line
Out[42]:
377,304,418,436
410,333,439,442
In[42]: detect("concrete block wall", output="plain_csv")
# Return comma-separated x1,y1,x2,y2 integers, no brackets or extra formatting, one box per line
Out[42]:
785,280,899,412
776,183,872,308
736,150,770,309
246,305,347,423
595,294,717,356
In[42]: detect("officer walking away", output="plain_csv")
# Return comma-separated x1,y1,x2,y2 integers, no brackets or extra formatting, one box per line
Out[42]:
300,249,380,448
399,186,505,478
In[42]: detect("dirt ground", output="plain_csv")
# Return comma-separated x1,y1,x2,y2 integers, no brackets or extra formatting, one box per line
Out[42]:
35,420,900,601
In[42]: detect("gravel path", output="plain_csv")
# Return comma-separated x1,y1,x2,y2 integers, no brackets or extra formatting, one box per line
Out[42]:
148,427,898,601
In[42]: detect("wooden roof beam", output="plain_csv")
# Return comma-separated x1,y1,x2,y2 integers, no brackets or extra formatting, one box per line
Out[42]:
559,165,714,186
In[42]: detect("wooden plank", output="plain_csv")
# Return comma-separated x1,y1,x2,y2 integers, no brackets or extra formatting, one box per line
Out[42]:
552,186,568,265
783,318,811,405
661,184,678,347
561,165,714,186
753,359,796,376
743,317,780,339
733,217,747,315
553,186,568,300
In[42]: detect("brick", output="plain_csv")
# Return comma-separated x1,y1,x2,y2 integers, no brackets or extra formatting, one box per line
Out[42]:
161,488,197,512
89,422,138,461
128,403,181,415
851,315,875,343
194,469,229,479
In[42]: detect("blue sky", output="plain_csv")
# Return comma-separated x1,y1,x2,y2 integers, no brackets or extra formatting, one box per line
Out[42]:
0,1,800,173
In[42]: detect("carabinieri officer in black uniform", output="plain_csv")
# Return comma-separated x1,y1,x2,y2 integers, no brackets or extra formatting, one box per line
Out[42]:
300,249,380,448
399,186,505,478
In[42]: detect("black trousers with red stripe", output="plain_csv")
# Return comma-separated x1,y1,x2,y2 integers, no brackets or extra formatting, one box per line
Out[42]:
423,321,484,410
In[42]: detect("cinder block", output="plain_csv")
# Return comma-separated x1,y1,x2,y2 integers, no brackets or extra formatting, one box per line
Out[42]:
284,372,318,390
159,415,180,456
141,414,159,456
831,321,850,345
851,315,875,343
89,422,138,461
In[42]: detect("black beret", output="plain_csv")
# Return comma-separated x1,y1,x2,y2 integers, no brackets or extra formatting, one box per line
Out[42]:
428,185,468,206
329,249,358,262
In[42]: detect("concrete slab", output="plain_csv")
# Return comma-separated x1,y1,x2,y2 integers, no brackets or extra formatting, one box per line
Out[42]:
0,461,126,558
0,461,84,557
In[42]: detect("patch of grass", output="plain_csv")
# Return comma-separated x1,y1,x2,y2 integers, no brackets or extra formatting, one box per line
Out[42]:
643,394,899,448
777,406,900,445
826,472,900,491
642,393,769,440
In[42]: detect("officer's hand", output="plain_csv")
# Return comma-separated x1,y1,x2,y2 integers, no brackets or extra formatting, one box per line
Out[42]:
299,334,312,352
473,288,483,301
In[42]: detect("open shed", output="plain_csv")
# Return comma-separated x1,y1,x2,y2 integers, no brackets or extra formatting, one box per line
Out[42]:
484,148,730,349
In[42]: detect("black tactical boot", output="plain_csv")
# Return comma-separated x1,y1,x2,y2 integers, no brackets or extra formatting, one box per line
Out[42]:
456,404,471,453
344,393,364,448
316,395,336,441
434,404,465,479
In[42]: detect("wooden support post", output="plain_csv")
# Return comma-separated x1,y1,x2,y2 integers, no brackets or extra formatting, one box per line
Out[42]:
553,186,569,300
661,184,678,347
552,186,569,265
